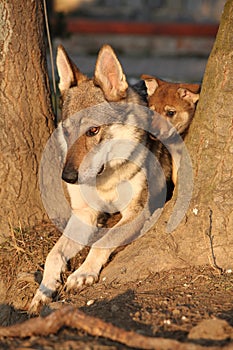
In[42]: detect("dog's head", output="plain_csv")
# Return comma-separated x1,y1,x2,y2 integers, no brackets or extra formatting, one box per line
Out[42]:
57,45,149,184
141,75,200,136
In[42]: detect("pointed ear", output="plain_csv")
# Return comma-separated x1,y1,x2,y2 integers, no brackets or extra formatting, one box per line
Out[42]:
180,83,200,94
56,45,87,93
94,45,128,102
177,87,200,104
141,75,159,97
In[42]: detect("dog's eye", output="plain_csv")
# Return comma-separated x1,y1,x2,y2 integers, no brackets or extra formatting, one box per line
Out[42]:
166,110,176,117
86,126,100,137
63,127,70,138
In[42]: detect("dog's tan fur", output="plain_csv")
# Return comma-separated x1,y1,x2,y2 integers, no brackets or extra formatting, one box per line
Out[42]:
141,75,200,184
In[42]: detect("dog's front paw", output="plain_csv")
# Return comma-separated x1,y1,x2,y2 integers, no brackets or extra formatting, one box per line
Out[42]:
28,289,53,315
65,270,99,291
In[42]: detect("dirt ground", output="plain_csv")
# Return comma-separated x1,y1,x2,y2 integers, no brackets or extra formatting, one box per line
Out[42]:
0,223,233,349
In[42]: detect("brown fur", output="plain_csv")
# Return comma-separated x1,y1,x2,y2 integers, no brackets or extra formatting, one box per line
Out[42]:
141,75,200,184
141,75,200,136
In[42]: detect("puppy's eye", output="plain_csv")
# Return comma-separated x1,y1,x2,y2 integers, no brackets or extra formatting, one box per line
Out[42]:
86,126,100,137
166,110,176,117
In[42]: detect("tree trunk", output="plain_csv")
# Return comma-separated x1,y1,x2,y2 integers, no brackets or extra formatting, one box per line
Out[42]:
102,0,233,282
0,0,54,239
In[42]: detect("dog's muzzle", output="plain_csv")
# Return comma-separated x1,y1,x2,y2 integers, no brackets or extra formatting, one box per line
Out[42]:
62,163,105,184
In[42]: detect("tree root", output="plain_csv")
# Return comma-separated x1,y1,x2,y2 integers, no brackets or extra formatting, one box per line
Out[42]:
0,306,231,349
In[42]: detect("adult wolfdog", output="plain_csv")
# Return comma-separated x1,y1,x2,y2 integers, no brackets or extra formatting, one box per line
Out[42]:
29,45,167,313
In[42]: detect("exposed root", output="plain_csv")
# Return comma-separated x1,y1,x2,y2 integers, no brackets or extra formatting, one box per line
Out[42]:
0,306,230,350
206,209,224,273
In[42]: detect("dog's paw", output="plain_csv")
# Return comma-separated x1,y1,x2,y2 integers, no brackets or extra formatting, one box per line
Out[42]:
28,289,52,315
65,270,99,291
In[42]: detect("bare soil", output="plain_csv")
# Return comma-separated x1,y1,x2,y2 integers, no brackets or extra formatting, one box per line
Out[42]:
0,223,233,349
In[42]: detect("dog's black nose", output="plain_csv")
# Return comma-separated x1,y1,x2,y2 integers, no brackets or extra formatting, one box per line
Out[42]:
62,168,78,184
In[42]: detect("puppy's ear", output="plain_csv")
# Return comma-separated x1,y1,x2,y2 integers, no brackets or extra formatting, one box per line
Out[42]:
180,83,200,94
177,87,200,104
141,75,159,97
56,45,87,93
94,45,128,102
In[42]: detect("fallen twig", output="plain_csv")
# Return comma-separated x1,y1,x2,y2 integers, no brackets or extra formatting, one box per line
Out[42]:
0,306,230,350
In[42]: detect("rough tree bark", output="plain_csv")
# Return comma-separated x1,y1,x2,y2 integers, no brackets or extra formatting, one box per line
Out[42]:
103,0,233,282
0,0,54,239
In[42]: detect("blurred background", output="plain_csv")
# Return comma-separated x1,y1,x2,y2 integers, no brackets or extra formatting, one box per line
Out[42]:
47,0,225,83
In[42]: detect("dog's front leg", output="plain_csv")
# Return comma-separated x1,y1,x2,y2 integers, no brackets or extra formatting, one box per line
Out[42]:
66,198,149,291
65,245,114,291
29,211,97,314
29,233,82,314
